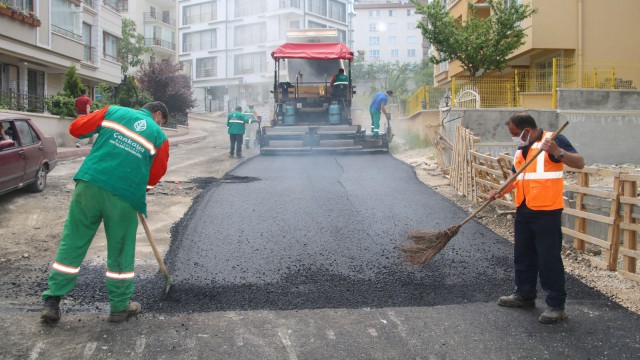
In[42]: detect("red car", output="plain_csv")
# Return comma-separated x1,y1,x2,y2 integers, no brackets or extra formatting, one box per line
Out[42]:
0,114,58,195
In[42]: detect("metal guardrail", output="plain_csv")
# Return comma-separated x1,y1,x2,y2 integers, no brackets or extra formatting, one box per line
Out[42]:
144,38,176,51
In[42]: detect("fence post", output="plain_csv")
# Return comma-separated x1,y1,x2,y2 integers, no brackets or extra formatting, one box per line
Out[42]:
593,68,597,89
425,85,430,109
451,77,456,108
610,68,615,89
514,69,520,107
552,58,558,109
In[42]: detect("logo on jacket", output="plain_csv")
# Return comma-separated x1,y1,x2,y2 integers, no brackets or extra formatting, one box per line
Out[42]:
134,120,147,132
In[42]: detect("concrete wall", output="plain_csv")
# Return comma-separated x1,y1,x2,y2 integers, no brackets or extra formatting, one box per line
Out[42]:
403,94,640,166
558,89,640,111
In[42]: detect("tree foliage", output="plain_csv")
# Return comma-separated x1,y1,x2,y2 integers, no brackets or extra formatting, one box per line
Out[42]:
413,0,537,77
136,60,196,115
119,18,150,76
63,65,84,98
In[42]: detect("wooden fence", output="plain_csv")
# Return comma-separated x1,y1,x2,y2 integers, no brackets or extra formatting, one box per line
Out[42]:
433,124,640,282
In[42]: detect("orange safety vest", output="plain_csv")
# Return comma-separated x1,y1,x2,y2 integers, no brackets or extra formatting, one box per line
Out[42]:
514,130,565,210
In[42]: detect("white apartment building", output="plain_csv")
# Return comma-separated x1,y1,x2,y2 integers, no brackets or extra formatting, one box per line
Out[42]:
178,0,350,112
122,0,177,68
352,0,424,64
0,0,123,108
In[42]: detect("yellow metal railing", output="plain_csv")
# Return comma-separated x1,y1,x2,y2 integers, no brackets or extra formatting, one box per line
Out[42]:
404,58,640,115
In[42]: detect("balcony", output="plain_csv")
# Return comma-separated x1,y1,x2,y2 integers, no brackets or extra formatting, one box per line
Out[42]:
0,6,41,27
83,44,97,64
144,12,175,27
103,0,127,13
145,38,176,51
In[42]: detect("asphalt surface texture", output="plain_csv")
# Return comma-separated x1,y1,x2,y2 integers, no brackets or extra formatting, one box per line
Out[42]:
2,150,639,359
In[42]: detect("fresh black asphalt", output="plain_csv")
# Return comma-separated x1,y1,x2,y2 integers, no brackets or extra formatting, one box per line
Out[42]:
64,153,639,358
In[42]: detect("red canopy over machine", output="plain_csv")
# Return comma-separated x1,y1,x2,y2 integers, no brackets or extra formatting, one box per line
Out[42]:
271,42,354,61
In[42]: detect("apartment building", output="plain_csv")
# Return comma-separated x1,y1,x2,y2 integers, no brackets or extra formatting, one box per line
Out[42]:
0,0,123,109
351,0,425,64
122,0,177,68
435,0,640,89
178,0,350,112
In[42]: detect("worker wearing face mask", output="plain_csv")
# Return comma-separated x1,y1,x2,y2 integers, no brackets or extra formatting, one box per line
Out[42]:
489,112,584,325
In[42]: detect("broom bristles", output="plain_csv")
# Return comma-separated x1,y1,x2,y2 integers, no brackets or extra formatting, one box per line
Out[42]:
399,225,461,266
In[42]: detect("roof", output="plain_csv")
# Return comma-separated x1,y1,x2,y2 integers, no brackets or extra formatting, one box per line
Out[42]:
271,42,354,61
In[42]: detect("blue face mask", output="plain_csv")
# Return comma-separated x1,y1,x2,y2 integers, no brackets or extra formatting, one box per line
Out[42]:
512,129,530,147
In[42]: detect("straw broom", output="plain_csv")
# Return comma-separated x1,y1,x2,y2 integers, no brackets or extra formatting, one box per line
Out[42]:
399,121,569,266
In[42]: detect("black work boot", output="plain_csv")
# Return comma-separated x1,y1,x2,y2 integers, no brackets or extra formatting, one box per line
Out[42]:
41,296,61,323
108,301,141,323
538,307,567,324
498,293,535,308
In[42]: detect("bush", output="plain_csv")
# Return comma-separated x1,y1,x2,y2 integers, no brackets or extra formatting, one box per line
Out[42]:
45,95,76,117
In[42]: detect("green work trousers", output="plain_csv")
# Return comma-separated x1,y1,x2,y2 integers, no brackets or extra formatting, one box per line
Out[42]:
42,180,139,312
370,109,381,135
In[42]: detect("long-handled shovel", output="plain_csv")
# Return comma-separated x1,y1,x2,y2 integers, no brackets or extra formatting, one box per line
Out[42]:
138,212,172,296
399,121,569,266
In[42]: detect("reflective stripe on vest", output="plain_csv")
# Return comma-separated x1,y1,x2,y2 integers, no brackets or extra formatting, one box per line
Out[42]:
101,120,157,155
229,120,245,124
52,261,80,274
514,130,565,210
105,271,135,280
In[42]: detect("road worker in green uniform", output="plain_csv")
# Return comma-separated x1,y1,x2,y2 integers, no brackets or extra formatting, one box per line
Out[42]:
40,101,170,323
228,105,249,158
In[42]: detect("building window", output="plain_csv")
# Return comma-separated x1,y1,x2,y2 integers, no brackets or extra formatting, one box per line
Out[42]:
407,36,416,44
235,1,265,17
407,22,416,30
391,49,399,57
196,57,217,78
52,0,82,40
369,10,379,17
369,49,380,58
407,49,416,57
8,0,34,11
369,23,378,32
407,9,412,16
337,29,346,44
234,23,266,46
280,0,301,9
183,30,216,52
389,10,394,17
389,36,397,44
369,37,380,45
308,20,327,28
184,1,217,25
308,0,327,17
388,23,397,31
103,32,120,63
82,23,94,63
234,52,266,75
328,0,346,22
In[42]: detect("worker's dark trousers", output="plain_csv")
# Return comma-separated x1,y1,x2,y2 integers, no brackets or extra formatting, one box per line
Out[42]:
229,133,243,156
513,205,566,309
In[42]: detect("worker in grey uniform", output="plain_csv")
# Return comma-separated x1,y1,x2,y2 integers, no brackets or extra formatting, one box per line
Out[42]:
243,104,259,149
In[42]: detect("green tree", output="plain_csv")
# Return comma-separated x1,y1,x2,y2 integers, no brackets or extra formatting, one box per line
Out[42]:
413,0,536,77
119,18,150,76
63,64,84,98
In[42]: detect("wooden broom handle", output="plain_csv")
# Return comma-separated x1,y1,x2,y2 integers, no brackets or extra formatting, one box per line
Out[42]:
456,121,569,228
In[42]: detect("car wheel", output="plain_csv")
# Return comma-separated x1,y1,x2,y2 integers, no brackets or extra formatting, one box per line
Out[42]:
27,164,47,193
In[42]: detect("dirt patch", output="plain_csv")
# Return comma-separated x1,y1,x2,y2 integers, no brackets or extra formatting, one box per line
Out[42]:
391,143,640,315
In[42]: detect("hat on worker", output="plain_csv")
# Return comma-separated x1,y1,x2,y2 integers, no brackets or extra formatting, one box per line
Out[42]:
235,105,242,111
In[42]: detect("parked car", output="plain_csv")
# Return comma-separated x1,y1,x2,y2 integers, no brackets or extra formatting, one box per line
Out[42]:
0,114,58,195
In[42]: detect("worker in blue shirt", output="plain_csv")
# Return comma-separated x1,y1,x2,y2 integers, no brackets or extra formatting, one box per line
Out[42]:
369,90,393,137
